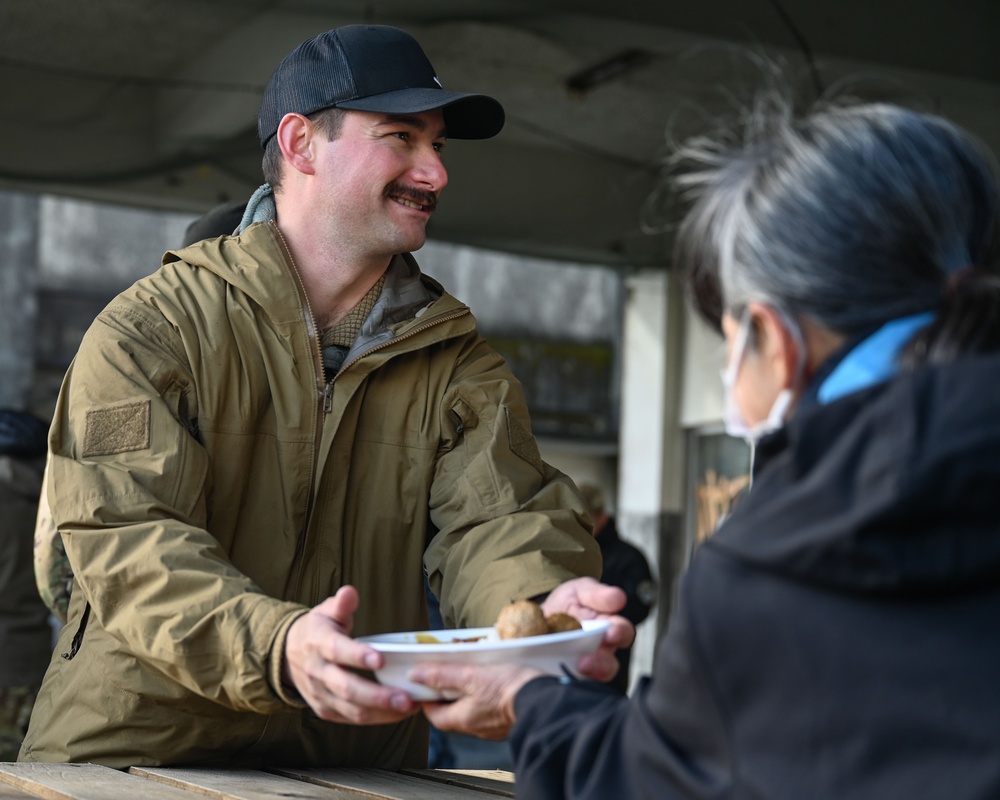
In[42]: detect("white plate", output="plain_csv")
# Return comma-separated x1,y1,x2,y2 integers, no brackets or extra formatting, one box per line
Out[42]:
357,619,610,701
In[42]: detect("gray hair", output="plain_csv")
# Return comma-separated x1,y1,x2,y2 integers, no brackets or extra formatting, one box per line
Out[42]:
674,95,1000,338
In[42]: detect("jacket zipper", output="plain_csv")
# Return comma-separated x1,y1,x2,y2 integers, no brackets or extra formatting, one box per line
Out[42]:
270,224,326,599
324,309,471,413
272,222,472,599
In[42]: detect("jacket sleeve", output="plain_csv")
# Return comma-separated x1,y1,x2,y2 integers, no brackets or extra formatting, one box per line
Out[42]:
509,569,733,800
423,335,601,628
48,301,306,714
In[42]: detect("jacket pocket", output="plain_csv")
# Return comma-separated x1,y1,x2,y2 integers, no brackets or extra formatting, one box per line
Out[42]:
450,399,478,438
60,602,91,660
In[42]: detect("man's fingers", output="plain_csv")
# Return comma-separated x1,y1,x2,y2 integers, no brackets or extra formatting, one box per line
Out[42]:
603,615,635,649
299,657,417,724
575,648,620,683
312,629,384,672
577,582,627,615
314,585,361,631
542,577,627,618
285,587,421,725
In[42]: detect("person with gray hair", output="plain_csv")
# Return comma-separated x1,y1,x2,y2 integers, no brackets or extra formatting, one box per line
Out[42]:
413,98,1000,798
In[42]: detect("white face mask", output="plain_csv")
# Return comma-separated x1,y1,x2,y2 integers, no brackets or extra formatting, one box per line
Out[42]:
721,308,803,444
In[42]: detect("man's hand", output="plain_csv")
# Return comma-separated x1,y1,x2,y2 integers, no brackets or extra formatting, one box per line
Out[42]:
541,577,635,682
282,585,418,724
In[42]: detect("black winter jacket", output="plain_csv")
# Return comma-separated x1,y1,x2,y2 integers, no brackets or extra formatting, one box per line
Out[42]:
510,354,1000,799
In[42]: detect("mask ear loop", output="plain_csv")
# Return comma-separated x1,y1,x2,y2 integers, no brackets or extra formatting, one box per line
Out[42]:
721,308,753,390
740,306,807,491
775,306,809,394
719,308,759,489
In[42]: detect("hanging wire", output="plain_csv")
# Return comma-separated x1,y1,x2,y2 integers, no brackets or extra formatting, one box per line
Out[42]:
764,0,824,98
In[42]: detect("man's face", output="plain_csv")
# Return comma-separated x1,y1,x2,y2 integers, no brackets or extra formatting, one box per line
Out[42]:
310,108,449,258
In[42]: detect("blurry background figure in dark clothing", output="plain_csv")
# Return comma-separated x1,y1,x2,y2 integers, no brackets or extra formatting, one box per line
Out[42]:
579,483,655,694
0,409,51,760
182,199,247,247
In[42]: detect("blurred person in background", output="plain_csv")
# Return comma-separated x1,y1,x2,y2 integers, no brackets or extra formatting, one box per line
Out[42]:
415,96,1000,799
578,483,655,694
181,199,247,248
0,410,50,761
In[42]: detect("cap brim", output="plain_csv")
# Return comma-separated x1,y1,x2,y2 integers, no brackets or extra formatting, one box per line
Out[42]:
335,88,505,140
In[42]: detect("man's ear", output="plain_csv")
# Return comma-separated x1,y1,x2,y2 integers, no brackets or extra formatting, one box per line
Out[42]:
275,113,317,177
747,302,801,391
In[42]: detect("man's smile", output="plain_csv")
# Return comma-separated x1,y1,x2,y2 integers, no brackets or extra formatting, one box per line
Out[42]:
386,183,438,213
392,197,427,211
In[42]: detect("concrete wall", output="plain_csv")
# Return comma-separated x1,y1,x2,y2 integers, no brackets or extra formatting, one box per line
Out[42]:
12,191,627,496
0,191,40,409
680,309,725,429
421,239,622,442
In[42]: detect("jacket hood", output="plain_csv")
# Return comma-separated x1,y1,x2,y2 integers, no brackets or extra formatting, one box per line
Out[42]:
163,221,457,336
709,354,1000,596
164,221,305,321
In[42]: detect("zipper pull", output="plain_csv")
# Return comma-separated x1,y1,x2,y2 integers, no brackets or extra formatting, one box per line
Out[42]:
323,382,333,414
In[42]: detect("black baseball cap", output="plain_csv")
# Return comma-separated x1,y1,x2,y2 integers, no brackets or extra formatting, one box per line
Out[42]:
257,25,505,147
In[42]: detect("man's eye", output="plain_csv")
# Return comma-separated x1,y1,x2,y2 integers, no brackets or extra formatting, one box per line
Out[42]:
392,131,409,141
433,142,446,153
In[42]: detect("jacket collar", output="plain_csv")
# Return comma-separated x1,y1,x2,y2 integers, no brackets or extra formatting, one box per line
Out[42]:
713,354,1000,596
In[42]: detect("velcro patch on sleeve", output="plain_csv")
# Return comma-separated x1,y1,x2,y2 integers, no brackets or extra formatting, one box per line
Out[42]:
82,400,151,457
505,406,544,474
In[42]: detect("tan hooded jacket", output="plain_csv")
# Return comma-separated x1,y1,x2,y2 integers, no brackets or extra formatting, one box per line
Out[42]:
20,221,599,767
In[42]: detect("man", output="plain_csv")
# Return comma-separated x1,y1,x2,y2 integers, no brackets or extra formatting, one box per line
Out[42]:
579,484,655,694
0,409,51,761
20,25,629,768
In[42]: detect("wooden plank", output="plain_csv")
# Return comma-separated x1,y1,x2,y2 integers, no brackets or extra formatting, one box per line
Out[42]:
270,768,502,800
0,786,37,800
0,763,198,800
132,767,365,800
0,766,37,800
399,770,514,798
439,771,514,785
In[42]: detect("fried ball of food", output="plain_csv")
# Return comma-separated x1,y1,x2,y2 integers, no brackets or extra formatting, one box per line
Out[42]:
545,612,582,633
495,599,550,639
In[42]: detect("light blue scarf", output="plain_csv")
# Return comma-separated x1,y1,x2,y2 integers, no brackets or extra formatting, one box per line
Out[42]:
817,312,935,404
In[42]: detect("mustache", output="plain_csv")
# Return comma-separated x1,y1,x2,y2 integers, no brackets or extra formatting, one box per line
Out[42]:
385,182,438,212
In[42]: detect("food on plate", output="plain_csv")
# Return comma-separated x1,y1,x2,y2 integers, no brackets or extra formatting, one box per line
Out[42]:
495,599,550,639
409,601,583,646
415,632,486,644
545,612,583,633
495,600,582,639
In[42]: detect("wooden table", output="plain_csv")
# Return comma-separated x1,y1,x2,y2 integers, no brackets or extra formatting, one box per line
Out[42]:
0,763,515,799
